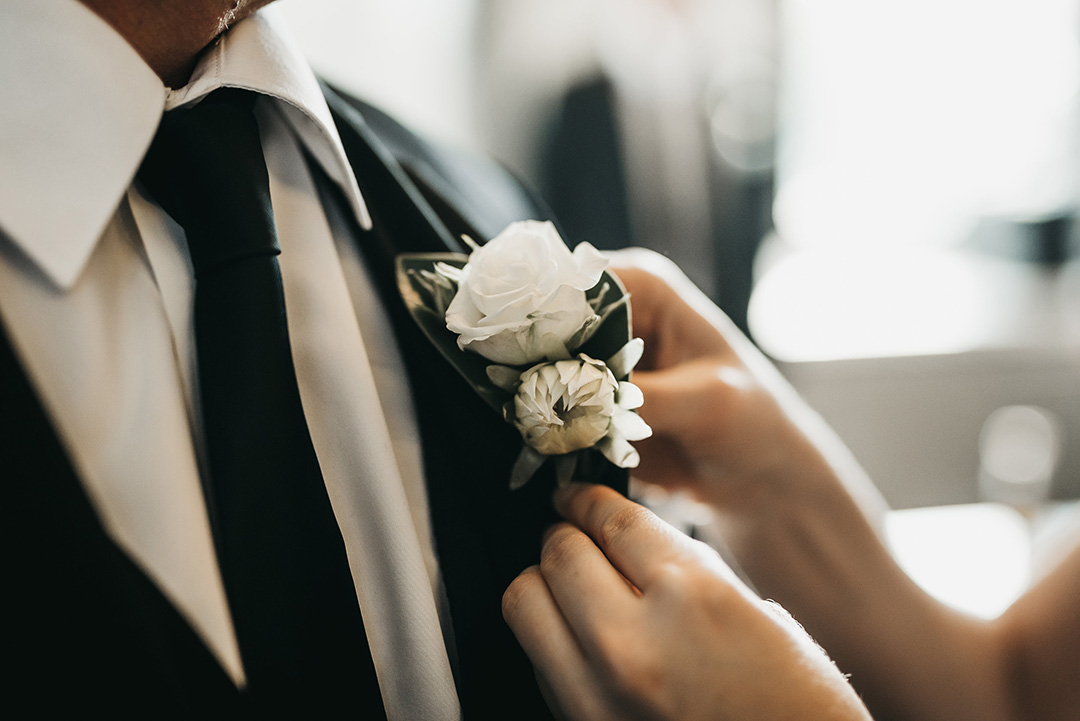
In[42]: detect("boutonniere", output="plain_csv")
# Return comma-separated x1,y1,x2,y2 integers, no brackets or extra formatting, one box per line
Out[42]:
396,220,652,490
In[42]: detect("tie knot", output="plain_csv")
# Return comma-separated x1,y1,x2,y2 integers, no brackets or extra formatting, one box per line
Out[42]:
139,88,280,276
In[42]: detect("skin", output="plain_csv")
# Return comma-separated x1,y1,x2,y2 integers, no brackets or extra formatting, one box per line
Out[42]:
79,0,274,87
505,248,1080,721
503,482,874,721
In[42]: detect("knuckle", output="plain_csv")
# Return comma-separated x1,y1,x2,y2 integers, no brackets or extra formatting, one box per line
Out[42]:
653,553,737,611
579,485,610,521
540,525,591,572
650,560,698,607
651,558,690,590
597,503,654,551
501,566,542,623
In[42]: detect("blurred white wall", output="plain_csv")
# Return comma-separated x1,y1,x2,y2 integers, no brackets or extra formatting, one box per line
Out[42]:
754,0,1080,362
473,0,601,178
274,0,481,150
774,0,1080,252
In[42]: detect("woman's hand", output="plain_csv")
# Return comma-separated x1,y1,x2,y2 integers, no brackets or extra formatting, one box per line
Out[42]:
605,249,1073,721
608,248,885,520
502,482,873,721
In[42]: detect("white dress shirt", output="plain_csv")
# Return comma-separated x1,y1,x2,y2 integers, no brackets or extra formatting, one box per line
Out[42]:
0,2,460,718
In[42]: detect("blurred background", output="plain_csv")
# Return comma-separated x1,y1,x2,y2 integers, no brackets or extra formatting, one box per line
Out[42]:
277,0,1080,618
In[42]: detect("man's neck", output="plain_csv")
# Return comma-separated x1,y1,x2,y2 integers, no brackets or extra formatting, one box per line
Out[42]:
78,0,273,88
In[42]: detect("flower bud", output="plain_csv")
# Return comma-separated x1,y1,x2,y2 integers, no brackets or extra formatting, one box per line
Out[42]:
513,356,618,455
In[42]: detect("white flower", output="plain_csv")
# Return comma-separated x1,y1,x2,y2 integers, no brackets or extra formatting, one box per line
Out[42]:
445,220,607,366
511,355,652,467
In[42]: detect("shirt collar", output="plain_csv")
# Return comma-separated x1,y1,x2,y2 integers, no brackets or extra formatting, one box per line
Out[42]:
0,1,370,290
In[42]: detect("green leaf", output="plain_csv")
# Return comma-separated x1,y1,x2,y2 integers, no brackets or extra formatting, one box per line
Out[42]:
577,270,634,380
606,338,644,380
395,253,509,413
509,446,547,490
487,364,523,392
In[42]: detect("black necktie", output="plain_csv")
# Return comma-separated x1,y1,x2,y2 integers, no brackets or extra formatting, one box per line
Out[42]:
138,89,385,712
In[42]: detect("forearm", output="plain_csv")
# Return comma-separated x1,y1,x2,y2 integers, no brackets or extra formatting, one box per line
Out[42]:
997,536,1080,721
610,252,1076,720
714,467,1015,721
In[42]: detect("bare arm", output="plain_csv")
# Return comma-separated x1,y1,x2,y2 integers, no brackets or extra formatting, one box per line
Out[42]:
997,538,1080,721
609,248,1080,721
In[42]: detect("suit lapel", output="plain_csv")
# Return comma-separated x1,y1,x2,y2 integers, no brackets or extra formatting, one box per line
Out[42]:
324,85,574,720
321,86,461,255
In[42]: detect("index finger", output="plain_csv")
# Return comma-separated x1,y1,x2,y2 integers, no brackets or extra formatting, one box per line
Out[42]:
553,483,687,592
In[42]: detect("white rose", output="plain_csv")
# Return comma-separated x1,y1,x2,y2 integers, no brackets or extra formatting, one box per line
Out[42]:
445,220,607,366
513,356,618,456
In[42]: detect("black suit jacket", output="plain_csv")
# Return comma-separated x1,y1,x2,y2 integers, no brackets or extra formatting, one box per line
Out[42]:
1,86,625,718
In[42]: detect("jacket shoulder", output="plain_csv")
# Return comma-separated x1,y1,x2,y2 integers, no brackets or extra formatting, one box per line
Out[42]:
322,83,556,241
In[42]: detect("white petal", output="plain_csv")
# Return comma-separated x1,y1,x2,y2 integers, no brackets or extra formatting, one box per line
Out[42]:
570,241,609,288
606,338,644,380
434,261,463,282
519,369,540,397
461,332,533,365
598,436,640,468
531,329,572,362
616,381,644,410
611,408,653,442
554,359,580,386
